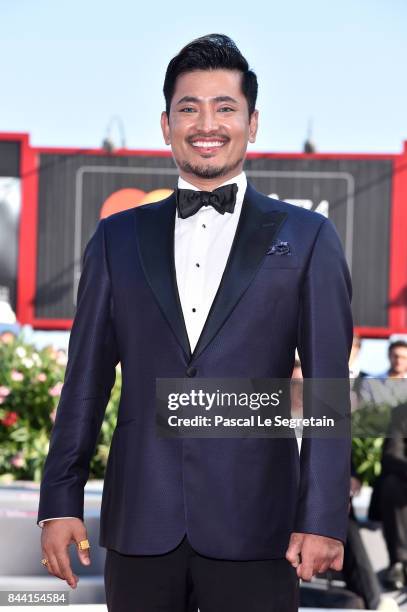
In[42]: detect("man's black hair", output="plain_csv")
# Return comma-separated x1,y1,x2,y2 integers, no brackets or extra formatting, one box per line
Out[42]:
389,340,407,353
163,34,258,117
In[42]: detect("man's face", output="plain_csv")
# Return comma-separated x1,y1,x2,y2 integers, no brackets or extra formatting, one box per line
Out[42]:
389,346,407,375
161,69,258,183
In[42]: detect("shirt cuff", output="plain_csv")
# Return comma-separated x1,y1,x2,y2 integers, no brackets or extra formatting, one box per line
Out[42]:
38,517,77,528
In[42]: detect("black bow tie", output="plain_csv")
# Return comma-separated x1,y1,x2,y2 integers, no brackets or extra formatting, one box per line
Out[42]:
176,183,238,219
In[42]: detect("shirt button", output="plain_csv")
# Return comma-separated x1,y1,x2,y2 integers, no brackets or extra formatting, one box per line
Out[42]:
186,366,197,377
192,308,197,312
195,263,200,268
202,224,206,228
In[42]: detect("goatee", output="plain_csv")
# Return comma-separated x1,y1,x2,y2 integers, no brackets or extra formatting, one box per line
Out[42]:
177,157,243,180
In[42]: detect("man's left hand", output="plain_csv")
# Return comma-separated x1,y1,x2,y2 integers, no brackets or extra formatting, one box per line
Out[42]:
285,532,344,581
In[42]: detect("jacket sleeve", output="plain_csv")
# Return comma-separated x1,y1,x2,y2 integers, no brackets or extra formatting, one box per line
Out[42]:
37,218,119,525
294,217,353,544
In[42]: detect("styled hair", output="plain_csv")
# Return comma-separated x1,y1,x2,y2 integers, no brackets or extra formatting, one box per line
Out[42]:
163,34,258,117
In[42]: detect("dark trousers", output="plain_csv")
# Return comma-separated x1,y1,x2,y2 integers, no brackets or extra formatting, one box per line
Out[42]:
342,515,382,610
104,535,299,612
381,473,407,564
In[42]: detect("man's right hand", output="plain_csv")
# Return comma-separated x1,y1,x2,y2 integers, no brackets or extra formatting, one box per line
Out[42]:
40,518,91,589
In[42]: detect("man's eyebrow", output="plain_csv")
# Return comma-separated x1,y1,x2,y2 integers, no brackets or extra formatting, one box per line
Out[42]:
175,95,239,105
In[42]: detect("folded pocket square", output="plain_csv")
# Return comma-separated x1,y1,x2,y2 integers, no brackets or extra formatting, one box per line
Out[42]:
266,240,291,256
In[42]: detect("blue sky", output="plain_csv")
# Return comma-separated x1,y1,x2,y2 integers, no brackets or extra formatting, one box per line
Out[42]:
3,0,405,369
1,0,406,154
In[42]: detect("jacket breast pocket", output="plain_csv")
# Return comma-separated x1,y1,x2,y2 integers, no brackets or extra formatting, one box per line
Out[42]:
260,255,300,269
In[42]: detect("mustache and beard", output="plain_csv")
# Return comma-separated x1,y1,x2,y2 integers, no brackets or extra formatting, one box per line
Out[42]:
176,156,244,179
175,135,244,180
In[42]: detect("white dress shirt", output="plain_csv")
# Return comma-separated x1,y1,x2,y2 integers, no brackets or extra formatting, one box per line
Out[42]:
39,171,247,527
175,171,247,352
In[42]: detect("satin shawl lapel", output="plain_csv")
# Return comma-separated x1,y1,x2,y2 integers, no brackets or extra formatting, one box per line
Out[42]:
191,182,287,360
135,193,191,360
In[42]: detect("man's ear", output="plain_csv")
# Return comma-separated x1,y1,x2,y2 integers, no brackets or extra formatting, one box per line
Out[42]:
161,111,171,145
248,109,259,143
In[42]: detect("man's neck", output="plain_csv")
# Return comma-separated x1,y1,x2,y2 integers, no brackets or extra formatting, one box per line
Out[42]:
178,169,244,192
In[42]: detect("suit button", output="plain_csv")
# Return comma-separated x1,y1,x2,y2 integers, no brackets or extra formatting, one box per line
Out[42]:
186,366,197,377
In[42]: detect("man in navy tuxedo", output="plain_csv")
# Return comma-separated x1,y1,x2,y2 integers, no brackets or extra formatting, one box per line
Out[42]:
38,34,353,611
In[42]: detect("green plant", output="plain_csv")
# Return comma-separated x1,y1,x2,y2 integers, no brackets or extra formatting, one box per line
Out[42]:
352,437,384,485
350,402,392,485
0,331,120,482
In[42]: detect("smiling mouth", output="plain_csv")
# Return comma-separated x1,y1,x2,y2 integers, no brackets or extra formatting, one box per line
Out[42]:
189,138,228,153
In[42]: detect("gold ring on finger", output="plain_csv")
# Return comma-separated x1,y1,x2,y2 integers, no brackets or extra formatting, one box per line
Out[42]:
41,558,49,566
76,538,90,550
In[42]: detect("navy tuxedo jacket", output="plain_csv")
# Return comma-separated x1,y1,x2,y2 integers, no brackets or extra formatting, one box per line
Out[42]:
37,181,353,559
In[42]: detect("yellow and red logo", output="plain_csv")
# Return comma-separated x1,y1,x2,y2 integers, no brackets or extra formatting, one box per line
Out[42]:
100,188,173,218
